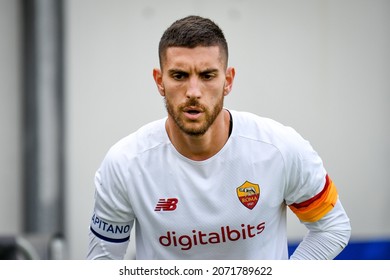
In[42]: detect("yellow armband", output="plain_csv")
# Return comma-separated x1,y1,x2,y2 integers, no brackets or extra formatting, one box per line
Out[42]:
289,175,338,223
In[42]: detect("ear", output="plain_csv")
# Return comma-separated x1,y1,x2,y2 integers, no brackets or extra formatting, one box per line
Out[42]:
153,68,165,96
223,67,235,96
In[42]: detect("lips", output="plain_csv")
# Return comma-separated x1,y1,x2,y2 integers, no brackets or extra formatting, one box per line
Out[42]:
183,106,203,113
183,107,203,119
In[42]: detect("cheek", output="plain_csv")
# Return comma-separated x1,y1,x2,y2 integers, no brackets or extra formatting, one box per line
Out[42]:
164,82,186,95
164,91,182,107
165,84,192,104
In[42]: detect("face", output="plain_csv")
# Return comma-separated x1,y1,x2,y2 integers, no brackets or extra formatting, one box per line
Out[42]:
153,46,235,136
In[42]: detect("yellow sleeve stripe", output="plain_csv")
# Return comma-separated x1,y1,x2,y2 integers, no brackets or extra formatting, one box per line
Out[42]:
288,175,338,223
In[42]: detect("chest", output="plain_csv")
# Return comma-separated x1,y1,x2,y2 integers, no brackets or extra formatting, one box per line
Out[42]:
128,144,286,234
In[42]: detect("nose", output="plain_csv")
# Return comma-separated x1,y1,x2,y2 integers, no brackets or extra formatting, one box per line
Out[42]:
186,77,202,99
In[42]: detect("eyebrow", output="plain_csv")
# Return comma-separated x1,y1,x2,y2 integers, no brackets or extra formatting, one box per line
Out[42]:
168,68,186,75
201,68,219,74
167,68,219,74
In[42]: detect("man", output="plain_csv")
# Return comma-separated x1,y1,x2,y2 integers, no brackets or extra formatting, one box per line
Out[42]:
87,15,351,260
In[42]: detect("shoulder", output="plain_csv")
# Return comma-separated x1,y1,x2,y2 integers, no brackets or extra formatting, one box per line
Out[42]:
103,117,168,165
229,110,322,167
230,110,305,148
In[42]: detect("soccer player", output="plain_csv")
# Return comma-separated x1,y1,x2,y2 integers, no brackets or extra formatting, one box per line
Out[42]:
87,15,351,259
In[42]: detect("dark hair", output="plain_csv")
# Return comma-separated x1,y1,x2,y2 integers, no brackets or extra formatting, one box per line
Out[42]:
158,15,229,68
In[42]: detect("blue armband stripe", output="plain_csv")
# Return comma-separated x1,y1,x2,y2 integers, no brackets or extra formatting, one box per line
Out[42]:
90,226,130,243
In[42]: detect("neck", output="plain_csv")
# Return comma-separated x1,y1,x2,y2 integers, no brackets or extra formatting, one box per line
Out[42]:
166,109,231,161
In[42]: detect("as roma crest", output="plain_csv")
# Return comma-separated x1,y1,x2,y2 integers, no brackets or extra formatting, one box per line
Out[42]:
236,181,260,210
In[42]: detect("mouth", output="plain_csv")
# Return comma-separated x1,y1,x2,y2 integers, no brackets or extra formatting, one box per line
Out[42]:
186,109,200,115
183,107,203,119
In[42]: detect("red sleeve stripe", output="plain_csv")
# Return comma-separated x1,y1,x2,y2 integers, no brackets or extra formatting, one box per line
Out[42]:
290,174,331,209
288,174,338,223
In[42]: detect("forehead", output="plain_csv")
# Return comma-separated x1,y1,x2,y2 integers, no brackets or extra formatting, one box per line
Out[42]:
162,46,225,70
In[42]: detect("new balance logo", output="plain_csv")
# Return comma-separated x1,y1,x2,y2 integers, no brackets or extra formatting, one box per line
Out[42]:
154,198,178,211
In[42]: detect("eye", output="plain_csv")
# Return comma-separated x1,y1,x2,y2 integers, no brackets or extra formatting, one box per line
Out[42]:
201,71,217,81
171,72,187,81
202,74,212,80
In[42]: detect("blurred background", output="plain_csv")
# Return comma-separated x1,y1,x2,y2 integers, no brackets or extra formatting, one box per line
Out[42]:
0,0,389,260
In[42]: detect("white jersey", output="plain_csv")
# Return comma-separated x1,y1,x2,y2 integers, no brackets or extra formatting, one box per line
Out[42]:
89,110,334,259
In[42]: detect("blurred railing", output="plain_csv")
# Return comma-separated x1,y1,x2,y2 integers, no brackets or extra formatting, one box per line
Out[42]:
0,234,66,260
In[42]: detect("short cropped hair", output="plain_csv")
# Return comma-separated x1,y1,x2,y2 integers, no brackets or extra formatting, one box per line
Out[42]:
158,15,229,69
